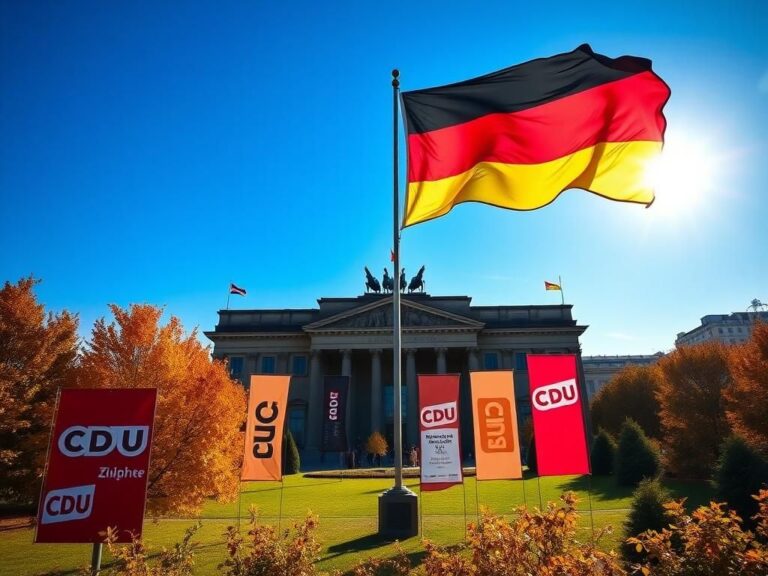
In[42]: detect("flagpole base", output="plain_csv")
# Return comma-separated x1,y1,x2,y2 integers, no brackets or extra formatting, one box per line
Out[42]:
378,487,419,538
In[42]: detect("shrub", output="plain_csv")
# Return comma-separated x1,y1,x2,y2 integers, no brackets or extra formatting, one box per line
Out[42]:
714,435,768,528
615,419,660,487
628,490,768,575
103,522,200,576
220,507,322,576
284,429,301,475
623,478,671,562
590,429,616,476
421,493,626,576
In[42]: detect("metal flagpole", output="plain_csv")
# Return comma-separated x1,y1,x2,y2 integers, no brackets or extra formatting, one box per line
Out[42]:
392,69,404,492
559,275,564,306
226,283,231,310
378,69,418,537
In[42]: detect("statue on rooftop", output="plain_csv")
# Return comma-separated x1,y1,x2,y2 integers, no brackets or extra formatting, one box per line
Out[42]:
364,267,381,293
408,265,426,293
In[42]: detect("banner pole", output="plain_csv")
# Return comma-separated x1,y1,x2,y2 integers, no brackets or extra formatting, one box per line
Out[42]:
536,475,543,511
559,275,564,305
587,473,595,543
474,475,480,523
90,542,102,576
236,482,242,532
521,475,527,508
277,479,284,532
462,480,468,539
227,283,231,310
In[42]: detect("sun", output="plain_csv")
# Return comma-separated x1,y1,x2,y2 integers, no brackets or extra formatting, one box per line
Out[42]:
643,133,720,217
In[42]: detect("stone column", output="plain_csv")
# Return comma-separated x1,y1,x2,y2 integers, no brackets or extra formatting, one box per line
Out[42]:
306,350,323,451
405,349,418,447
341,350,353,449
370,349,383,434
467,347,480,372
277,352,289,375
436,347,447,374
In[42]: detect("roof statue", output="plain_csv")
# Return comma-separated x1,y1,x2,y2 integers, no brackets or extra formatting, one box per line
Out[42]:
382,268,393,293
364,266,381,293
408,266,426,293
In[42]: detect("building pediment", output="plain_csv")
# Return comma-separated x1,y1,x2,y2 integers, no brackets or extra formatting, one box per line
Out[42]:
303,298,484,333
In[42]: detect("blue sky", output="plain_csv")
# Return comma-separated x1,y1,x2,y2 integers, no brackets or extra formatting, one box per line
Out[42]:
1,0,766,355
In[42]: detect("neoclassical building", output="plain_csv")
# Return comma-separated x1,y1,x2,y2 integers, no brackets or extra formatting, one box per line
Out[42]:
205,293,588,465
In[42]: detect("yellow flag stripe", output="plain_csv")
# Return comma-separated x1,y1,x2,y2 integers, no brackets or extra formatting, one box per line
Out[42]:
403,141,661,228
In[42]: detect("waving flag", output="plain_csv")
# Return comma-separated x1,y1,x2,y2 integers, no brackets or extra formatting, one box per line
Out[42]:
544,281,561,291
230,283,246,296
401,44,670,227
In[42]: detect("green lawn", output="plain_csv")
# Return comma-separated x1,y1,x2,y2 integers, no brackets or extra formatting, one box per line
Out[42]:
0,473,713,575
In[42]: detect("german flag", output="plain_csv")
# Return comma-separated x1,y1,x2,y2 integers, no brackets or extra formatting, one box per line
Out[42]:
544,281,561,291
401,44,670,227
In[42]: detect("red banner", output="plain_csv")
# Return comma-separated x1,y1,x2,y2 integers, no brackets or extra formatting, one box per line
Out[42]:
242,375,290,481
419,374,463,491
35,388,157,543
527,355,590,476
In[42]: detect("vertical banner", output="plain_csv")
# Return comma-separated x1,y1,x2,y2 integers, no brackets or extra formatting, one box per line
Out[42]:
419,374,463,491
321,375,349,452
35,388,157,543
527,354,590,476
242,375,290,481
470,371,522,480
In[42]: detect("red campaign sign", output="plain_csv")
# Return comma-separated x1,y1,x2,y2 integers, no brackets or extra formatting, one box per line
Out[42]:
419,374,463,491
527,355,590,476
35,388,157,543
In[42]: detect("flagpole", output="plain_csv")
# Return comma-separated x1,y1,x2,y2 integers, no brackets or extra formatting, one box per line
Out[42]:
226,284,231,310
392,68,404,491
378,68,418,537
559,275,564,306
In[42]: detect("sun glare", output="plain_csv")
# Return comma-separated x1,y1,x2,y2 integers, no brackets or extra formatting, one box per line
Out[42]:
643,134,720,217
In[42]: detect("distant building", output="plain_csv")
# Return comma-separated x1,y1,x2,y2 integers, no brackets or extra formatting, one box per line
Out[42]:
204,292,587,465
582,353,664,400
675,311,768,347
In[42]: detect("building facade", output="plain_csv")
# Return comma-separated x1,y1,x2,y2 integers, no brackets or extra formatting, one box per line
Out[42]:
675,311,768,347
205,293,587,465
581,353,664,400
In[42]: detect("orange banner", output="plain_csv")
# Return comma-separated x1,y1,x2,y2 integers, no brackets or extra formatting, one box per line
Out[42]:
470,371,522,480
242,375,290,481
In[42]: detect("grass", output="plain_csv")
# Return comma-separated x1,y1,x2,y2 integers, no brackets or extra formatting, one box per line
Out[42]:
0,472,713,575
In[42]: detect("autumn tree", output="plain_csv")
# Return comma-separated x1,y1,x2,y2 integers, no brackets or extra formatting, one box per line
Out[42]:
0,277,78,503
656,343,732,478
366,431,388,466
724,321,768,455
74,304,245,515
590,364,662,439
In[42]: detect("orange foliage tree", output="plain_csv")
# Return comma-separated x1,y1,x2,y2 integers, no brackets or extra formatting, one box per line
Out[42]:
590,364,662,439
655,343,732,478
0,277,78,502
725,322,768,455
74,304,245,515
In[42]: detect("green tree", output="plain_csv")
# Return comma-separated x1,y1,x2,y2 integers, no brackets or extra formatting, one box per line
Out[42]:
714,435,768,529
284,429,300,475
0,277,78,503
590,429,616,476
623,478,671,562
656,343,732,478
590,364,662,439
615,419,660,487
